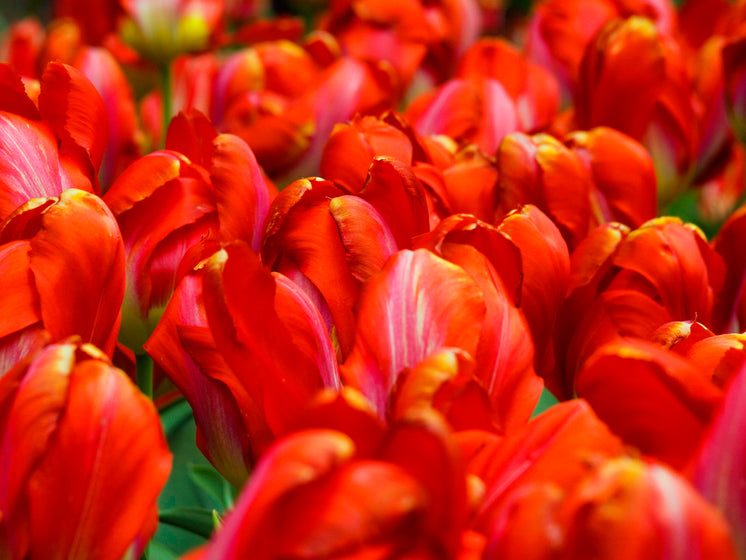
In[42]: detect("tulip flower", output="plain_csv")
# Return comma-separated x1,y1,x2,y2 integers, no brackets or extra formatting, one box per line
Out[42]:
0,338,172,559
341,248,487,416
414,214,544,432
692,357,746,556
496,132,595,249
185,407,475,559
551,217,725,398
405,77,519,155
0,62,107,219
576,338,723,469
0,188,125,375
456,37,560,132
525,0,674,96
564,126,658,228
105,111,274,353
485,457,738,559
119,0,223,66
462,399,625,533
146,240,340,480
262,159,429,357
574,16,699,204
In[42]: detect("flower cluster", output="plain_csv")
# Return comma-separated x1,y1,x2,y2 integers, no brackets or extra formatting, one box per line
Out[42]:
2,0,746,557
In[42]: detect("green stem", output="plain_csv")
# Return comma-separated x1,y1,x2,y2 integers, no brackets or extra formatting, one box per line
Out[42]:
136,353,154,400
160,62,174,149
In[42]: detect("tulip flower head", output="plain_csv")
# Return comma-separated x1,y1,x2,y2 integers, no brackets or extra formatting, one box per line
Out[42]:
119,0,224,65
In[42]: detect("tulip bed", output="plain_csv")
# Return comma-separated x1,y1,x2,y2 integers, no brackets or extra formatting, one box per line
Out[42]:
2,0,746,558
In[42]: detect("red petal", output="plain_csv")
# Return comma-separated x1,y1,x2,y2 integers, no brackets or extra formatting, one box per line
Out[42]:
145,272,254,484
329,195,398,283
359,157,429,249
576,338,723,468
38,62,108,191
0,63,41,120
29,190,125,355
165,109,218,168
27,354,171,559
211,134,273,251
342,249,486,416
0,342,75,557
0,241,41,340
469,399,624,533
0,113,78,221
202,430,356,557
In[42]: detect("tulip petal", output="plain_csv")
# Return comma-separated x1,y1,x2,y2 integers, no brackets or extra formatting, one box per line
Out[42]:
0,241,40,340
466,400,624,533
145,273,254,485
0,113,78,221
342,249,486,416
29,190,125,355
693,359,746,556
211,134,273,250
0,343,75,557
38,62,108,190
329,195,398,283
26,357,171,559
576,339,722,468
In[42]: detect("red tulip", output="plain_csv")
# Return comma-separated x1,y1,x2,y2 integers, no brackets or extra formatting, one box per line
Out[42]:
564,126,658,228
692,357,746,556
574,16,699,204
0,188,125,375
496,132,595,250
456,37,560,132
119,0,224,64
186,407,474,559
0,338,171,559
146,240,340,478
486,457,738,559
576,338,723,469
552,217,725,397
0,62,107,220
105,112,274,352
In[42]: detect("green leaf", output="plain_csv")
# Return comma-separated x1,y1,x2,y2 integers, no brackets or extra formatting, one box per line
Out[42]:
187,464,235,510
159,398,194,437
531,387,560,418
159,507,217,539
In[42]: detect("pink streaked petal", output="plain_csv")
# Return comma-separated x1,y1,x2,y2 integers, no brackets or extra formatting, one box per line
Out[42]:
145,273,254,484
693,359,746,556
0,326,49,378
329,195,398,283
73,47,142,191
476,78,519,154
274,273,341,390
211,134,273,251
342,249,486,416
0,113,78,221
